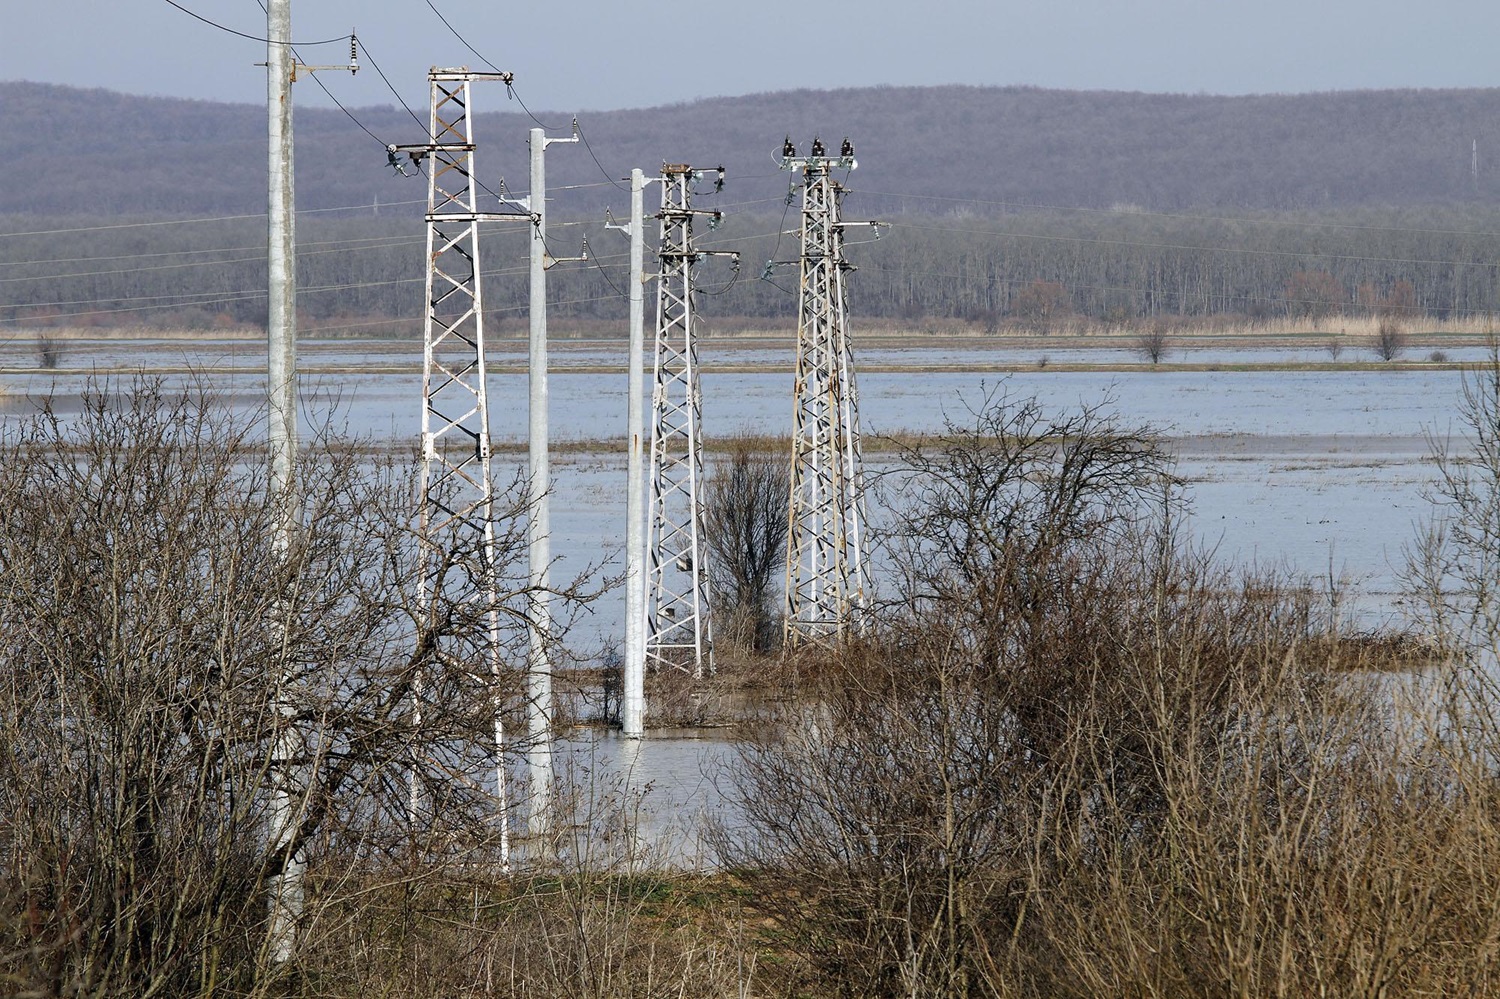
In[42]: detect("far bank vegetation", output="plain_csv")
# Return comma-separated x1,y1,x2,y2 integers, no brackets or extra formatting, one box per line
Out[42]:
3,209,1499,342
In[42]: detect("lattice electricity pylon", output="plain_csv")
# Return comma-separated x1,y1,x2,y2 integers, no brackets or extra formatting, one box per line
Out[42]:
781,137,876,647
645,164,734,678
391,68,524,866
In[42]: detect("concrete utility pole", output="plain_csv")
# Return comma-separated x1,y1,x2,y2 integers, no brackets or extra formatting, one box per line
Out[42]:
606,169,651,738
646,165,734,679
391,68,519,870
263,3,358,960
264,0,302,965
781,137,878,647
524,123,577,842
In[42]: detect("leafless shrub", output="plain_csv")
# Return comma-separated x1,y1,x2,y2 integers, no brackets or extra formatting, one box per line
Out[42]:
1408,343,1500,730
1375,316,1406,360
1326,335,1344,359
36,335,60,368
715,390,1500,999
1137,323,1170,364
0,380,570,995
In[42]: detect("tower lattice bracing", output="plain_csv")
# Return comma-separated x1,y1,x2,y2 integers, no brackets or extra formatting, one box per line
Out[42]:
783,139,870,646
403,69,517,864
646,166,715,678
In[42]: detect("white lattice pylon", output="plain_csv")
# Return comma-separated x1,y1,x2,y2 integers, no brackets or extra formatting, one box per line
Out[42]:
783,141,871,646
400,69,517,868
645,166,716,678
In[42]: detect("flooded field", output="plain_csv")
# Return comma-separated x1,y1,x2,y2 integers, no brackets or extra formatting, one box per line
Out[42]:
0,333,1475,855
0,334,1468,630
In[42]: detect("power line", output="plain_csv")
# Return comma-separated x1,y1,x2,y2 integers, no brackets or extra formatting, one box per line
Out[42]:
0,230,426,269
859,189,1500,240
161,0,348,45
505,84,561,132
358,37,428,133
589,253,627,301
303,63,387,148
884,219,1500,270
570,117,627,192
5,256,550,316
0,236,427,285
0,200,428,240
422,0,503,73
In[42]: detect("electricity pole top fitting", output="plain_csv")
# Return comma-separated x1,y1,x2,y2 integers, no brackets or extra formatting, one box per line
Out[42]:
386,69,522,186
780,135,857,172
258,29,361,78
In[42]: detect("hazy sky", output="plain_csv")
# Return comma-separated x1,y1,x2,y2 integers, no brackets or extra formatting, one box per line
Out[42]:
3,0,1498,113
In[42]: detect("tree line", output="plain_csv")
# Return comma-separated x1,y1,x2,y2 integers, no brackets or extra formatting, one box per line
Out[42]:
4,204,1500,335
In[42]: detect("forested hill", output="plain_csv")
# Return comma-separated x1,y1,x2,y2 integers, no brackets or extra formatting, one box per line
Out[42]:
7,80,1500,218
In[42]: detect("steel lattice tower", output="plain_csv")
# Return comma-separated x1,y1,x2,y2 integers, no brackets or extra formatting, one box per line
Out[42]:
645,165,723,678
395,69,518,866
783,138,871,646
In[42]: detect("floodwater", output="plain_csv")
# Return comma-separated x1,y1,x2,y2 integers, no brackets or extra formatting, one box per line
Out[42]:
0,335,1479,861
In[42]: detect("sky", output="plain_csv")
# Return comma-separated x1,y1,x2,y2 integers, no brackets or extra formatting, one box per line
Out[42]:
2,0,1499,114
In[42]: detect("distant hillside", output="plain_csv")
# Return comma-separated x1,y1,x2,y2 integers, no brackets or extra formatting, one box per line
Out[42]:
7,81,1500,218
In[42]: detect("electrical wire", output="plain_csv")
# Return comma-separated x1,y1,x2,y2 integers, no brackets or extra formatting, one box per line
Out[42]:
303,66,388,149
859,190,1500,241
8,256,549,317
0,236,426,285
853,263,1457,318
882,219,1500,271
161,0,349,45
757,180,801,296
589,254,628,301
506,84,563,132
0,199,428,240
0,230,427,269
358,38,428,134
696,259,742,298
571,118,628,192
553,180,630,193
422,0,504,74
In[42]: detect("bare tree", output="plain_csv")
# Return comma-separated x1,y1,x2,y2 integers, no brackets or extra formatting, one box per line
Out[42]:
702,437,790,655
35,335,60,368
1374,317,1406,361
1137,323,1170,365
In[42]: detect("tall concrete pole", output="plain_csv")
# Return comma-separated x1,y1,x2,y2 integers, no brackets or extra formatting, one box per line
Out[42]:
526,127,553,842
265,0,303,964
268,0,297,507
622,168,647,739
